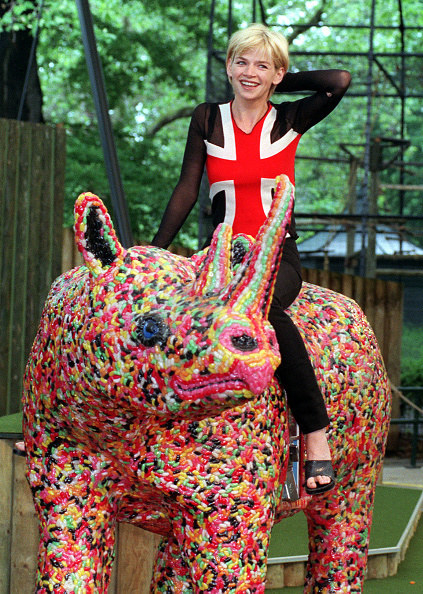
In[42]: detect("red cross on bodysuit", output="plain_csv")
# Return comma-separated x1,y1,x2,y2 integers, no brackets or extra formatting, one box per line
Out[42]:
205,102,301,237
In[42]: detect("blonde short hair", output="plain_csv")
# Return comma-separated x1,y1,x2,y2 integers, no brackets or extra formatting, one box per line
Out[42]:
226,23,289,71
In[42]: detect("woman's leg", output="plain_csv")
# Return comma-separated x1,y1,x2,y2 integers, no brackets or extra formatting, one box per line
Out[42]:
268,261,333,492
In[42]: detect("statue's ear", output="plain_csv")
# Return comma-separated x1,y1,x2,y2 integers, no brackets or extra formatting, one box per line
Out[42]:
74,192,125,277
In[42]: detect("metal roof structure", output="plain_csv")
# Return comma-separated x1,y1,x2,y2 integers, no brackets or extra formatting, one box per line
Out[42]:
299,225,423,259
205,0,423,278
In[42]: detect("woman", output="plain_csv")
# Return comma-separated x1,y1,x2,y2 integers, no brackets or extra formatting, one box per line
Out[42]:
152,23,351,494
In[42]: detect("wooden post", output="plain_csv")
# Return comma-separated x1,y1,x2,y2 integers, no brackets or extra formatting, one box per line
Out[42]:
0,440,14,594
0,118,65,416
9,454,40,593
115,524,161,593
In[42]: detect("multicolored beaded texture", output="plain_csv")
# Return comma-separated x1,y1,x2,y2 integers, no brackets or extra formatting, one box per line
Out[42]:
23,175,390,592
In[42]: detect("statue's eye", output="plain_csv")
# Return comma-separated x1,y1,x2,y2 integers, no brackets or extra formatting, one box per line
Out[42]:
143,319,160,339
230,333,258,351
134,314,169,347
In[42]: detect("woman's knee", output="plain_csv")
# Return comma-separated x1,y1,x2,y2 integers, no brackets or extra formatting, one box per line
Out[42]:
271,262,302,310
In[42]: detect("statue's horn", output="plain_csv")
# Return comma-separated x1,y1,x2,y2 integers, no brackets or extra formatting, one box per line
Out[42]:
221,175,295,318
192,223,233,295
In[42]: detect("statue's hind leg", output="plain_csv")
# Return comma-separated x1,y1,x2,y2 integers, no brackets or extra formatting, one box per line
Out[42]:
290,284,391,591
150,537,194,593
160,501,275,593
303,414,389,592
304,490,374,592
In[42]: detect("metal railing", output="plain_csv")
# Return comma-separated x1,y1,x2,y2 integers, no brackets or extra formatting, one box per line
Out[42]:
391,387,423,468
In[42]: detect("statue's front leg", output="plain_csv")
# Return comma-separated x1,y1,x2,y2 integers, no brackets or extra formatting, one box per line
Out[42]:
27,445,117,593
34,500,116,593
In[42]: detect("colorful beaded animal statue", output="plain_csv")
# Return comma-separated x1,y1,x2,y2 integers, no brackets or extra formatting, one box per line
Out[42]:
23,175,391,593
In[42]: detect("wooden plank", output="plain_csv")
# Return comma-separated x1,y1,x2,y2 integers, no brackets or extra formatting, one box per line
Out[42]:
38,124,54,305
319,269,330,290
2,121,19,416
0,119,66,416
9,121,31,414
0,120,12,416
364,278,376,331
386,553,401,577
329,271,343,295
284,561,306,587
10,452,39,594
341,272,354,300
51,124,65,279
353,275,365,312
24,124,46,376
302,267,317,286
115,523,161,593
61,227,83,273
61,227,75,273
266,563,285,588
383,281,403,385
367,554,388,579
0,440,14,594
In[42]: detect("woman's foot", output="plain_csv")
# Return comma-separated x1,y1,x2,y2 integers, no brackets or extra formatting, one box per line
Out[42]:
304,429,334,494
13,441,26,456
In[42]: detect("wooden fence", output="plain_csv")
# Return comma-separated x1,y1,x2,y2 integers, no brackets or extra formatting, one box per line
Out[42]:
0,118,65,417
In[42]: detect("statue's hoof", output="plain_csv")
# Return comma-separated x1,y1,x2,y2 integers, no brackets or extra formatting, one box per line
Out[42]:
304,460,335,495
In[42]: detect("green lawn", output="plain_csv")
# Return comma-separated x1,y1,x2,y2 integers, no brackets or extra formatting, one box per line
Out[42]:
268,485,422,559
266,515,423,592
0,412,23,437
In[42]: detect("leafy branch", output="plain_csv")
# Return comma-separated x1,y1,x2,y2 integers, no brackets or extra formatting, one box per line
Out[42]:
147,0,331,136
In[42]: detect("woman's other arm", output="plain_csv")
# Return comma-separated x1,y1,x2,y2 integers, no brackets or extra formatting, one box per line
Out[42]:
275,69,351,130
151,104,207,249
276,69,351,97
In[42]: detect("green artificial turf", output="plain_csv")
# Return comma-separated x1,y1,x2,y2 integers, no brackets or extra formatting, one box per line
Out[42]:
365,515,423,592
268,485,422,559
266,515,423,593
0,412,23,437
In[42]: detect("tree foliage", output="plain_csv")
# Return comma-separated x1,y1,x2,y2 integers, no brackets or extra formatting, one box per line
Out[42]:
2,0,423,248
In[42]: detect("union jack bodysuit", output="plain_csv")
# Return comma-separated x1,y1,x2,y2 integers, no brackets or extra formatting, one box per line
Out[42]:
205,101,300,238
152,70,351,434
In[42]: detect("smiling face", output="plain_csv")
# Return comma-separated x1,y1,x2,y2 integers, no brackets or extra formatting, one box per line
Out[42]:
226,49,285,102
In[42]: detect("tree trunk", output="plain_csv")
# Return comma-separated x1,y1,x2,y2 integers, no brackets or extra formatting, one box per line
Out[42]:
0,11,44,122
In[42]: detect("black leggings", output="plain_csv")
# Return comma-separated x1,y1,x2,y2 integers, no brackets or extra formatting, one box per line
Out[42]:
268,259,330,434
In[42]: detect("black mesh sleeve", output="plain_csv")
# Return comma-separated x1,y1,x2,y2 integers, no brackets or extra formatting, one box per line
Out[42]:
151,104,208,249
275,69,351,133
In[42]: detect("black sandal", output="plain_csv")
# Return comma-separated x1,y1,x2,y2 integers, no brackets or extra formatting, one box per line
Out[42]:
305,460,335,495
